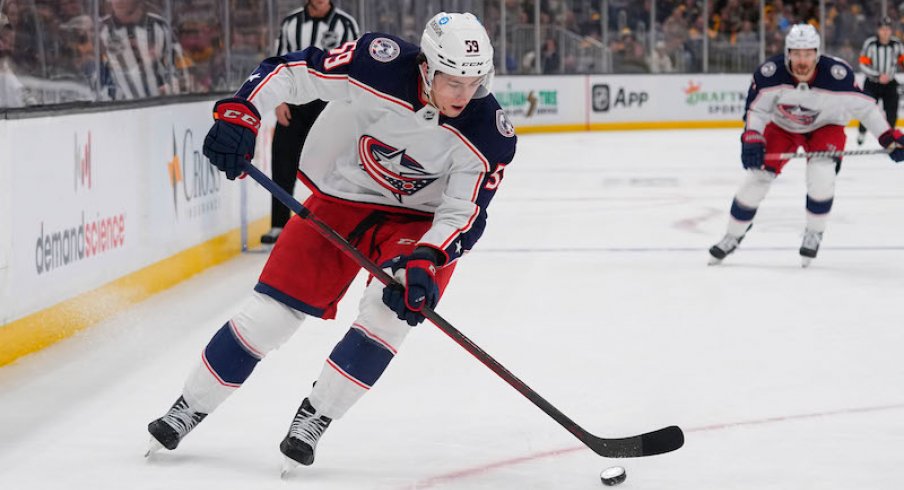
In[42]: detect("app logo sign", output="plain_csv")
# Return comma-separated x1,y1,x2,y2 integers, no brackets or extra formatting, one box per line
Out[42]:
592,84,610,111
592,84,649,112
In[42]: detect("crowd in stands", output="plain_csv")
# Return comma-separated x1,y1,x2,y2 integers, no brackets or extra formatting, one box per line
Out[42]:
1,0,901,108
0,0,272,106
490,0,895,74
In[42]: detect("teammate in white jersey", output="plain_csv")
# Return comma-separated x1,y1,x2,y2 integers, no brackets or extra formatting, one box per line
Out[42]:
708,24,904,267
146,12,516,470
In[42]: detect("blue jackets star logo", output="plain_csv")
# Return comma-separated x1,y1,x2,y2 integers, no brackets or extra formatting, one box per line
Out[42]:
358,135,438,202
777,104,819,126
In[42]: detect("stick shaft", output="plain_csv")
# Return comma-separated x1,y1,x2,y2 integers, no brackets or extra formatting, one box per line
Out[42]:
767,148,890,160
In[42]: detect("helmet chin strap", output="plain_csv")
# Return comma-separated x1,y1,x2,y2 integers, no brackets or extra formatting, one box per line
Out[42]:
418,63,439,109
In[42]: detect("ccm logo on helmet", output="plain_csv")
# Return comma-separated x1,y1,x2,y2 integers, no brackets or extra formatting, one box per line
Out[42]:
222,109,260,130
461,61,486,67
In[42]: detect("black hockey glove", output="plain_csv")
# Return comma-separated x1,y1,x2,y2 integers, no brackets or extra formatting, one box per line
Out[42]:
203,97,261,180
381,247,442,326
879,129,904,162
740,130,766,169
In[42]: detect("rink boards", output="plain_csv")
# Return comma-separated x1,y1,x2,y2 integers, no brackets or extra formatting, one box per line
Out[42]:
496,73,751,132
0,100,273,365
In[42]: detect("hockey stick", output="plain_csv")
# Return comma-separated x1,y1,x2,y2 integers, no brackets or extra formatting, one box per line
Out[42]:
244,164,683,458
766,148,891,160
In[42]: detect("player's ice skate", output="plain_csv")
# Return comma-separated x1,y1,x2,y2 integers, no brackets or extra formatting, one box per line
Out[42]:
799,229,823,268
146,396,207,456
708,227,750,265
279,398,332,477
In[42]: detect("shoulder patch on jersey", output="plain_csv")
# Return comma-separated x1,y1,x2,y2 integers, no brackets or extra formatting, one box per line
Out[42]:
496,109,515,138
369,37,400,63
831,64,848,80
760,61,777,77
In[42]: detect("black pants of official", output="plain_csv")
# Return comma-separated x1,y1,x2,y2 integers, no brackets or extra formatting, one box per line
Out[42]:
270,99,328,228
858,79,899,135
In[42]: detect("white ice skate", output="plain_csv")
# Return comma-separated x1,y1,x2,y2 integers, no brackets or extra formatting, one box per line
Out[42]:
708,224,753,265
799,229,823,268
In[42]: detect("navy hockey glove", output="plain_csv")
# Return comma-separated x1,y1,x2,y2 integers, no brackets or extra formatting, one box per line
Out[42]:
203,97,261,180
740,130,766,169
381,247,442,326
879,129,904,162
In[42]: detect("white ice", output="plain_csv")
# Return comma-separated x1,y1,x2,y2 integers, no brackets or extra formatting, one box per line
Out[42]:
2,129,903,489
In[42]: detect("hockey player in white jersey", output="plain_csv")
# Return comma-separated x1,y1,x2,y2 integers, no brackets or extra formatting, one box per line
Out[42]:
146,12,516,472
708,24,904,267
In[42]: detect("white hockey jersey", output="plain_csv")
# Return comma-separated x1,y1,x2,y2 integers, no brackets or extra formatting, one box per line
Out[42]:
234,33,517,264
744,54,889,136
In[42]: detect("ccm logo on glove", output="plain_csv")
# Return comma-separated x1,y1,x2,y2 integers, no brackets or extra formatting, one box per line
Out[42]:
215,101,261,133
221,109,261,131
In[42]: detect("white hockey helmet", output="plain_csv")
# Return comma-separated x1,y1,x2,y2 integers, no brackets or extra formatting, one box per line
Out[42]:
785,23,821,60
420,12,494,97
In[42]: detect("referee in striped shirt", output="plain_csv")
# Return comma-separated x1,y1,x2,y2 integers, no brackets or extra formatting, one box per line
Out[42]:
99,0,186,100
857,16,904,145
261,0,359,244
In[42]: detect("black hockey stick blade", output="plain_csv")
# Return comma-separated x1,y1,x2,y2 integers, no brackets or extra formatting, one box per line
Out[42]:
585,425,684,458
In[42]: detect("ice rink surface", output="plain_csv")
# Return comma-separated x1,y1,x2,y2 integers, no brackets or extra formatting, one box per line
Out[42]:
2,129,903,489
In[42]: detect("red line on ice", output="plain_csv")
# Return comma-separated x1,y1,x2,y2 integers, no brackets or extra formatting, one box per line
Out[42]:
405,402,904,488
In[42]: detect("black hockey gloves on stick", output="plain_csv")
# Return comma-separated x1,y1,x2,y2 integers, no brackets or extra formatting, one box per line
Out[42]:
382,248,442,326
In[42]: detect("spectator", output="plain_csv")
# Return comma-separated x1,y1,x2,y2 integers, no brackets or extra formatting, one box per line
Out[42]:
541,36,560,73
663,5,689,50
176,13,224,93
4,0,41,78
228,18,267,88
57,15,102,94
0,12,35,107
648,40,674,73
736,20,758,45
613,28,648,73
98,0,188,100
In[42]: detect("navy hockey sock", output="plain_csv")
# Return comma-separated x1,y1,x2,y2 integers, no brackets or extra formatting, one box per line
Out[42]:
730,198,758,222
805,194,833,216
202,322,262,387
326,327,394,389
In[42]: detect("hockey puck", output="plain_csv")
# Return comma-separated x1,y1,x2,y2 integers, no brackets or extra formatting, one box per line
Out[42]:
600,466,626,486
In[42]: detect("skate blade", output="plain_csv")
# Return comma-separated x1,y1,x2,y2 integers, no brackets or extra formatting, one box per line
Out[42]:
707,256,723,266
281,457,300,479
145,437,164,458
801,257,812,268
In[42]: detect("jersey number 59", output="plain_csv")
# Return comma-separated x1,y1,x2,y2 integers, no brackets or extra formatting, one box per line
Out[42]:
324,41,356,71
